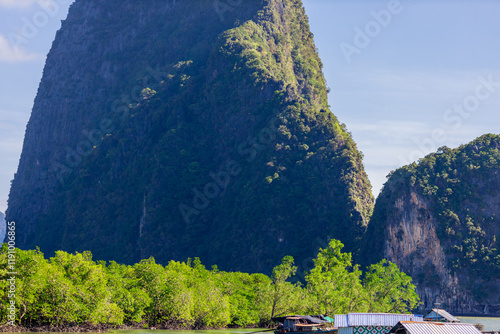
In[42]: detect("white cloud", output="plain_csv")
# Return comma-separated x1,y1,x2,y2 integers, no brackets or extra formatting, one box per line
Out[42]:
0,34,43,62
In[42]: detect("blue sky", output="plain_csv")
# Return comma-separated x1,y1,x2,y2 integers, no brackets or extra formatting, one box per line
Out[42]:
0,0,499,214
304,0,500,198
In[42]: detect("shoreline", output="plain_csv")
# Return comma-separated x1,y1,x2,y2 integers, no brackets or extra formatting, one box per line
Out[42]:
0,323,265,333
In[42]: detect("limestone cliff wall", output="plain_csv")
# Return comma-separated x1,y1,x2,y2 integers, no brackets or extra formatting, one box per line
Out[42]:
383,190,485,314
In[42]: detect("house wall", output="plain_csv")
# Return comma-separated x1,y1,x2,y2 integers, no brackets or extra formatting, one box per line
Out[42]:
339,327,354,334
353,326,393,334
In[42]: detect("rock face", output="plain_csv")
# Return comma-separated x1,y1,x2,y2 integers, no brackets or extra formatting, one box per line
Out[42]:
7,0,373,273
364,134,500,315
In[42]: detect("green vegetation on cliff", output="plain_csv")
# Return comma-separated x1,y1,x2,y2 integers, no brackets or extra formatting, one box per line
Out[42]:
0,240,418,328
8,0,373,273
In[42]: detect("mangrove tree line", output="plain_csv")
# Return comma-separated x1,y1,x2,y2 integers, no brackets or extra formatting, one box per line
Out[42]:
0,239,419,328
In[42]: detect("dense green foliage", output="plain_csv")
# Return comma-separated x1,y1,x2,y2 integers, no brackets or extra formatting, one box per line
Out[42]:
305,240,419,315
364,134,500,300
9,0,373,273
0,240,418,328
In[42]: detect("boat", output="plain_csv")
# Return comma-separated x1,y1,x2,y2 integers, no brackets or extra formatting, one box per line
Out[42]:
272,315,337,334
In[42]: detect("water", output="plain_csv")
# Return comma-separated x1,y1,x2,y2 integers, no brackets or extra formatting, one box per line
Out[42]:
109,330,265,334
107,330,271,334
458,317,500,331
105,322,500,334
12,322,500,334
14,329,266,334
107,321,500,333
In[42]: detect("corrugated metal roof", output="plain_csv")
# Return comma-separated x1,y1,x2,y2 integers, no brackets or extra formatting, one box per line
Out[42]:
335,313,424,327
397,321,481,334
424,309,460,322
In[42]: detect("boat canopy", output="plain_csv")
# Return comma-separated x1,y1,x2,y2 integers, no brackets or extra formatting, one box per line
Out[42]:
272,315,332,324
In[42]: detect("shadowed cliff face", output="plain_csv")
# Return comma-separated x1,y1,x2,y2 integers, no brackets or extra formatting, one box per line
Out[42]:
8,0,262,245
364,134,500,315
7,0,373,273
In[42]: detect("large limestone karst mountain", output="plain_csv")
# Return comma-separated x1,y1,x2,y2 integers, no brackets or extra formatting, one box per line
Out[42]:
7,0,374,272
363,134,500,315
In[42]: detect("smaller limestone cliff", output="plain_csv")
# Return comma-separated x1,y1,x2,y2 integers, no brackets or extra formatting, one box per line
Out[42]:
363,134,500,315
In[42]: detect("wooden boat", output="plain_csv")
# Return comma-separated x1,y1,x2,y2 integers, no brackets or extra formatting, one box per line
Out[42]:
273,315,337,334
